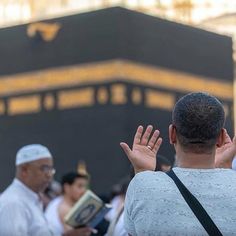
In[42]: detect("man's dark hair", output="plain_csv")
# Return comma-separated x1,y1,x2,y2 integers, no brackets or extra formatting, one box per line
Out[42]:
172,92,225,153
61,172,88,187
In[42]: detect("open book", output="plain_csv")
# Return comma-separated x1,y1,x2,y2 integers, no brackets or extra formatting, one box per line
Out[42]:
64,189,112,228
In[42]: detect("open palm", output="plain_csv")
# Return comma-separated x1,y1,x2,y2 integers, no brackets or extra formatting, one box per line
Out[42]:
215,129,236,168
120,125,162,174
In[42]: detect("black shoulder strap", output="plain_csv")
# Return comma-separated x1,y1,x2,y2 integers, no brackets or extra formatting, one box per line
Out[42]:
166,169,222,236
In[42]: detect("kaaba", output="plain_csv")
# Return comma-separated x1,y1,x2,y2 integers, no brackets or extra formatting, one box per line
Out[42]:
0,7,233,194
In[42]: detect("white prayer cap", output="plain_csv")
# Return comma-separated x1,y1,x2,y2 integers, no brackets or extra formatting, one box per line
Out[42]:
16,144,52,166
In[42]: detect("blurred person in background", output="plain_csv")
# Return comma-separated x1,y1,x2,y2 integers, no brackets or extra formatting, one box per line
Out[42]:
105,175,130,223
155,154,172,172
41,180,62,209
0,144,93,236
45,172,89,235
105,168,135,236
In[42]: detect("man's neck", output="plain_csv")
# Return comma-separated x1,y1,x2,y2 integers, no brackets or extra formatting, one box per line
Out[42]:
16,176,39,193
63,194,76,207
176,149,215,169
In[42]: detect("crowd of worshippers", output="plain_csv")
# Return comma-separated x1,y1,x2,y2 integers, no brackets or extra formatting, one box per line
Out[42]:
0,92,236,236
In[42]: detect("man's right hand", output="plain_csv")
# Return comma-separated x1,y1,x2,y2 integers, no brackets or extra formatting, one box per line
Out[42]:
120,125,162,174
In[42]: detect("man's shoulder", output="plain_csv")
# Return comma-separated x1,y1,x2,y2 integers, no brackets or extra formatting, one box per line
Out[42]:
212,168,236,178
58,198,71,219
0,185,17,200
0,190,22,204
134,170,170,181
129,170,173,191
46,196,62,208
173,167,236,179
0,192,25,212
0,182,26,207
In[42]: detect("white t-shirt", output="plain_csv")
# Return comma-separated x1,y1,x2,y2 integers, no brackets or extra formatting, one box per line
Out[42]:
124,168,236,236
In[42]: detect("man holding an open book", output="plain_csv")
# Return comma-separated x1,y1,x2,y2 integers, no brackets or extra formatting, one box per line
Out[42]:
45,172,90,235
0,144,93,236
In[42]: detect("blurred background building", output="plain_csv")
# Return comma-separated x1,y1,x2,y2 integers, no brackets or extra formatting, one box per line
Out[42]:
0,0,234,194
1,0,235,95
0,0,235,36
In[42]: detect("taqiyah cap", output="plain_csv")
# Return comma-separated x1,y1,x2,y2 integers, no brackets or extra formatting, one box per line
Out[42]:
16,144,52,166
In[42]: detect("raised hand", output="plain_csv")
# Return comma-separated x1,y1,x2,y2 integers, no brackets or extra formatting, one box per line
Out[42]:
215,129,236,168
120,125,163,174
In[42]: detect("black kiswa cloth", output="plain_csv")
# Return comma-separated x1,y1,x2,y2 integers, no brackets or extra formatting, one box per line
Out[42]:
165,169,223,236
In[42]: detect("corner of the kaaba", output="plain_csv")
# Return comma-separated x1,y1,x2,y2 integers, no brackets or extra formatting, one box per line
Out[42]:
0,6,233,195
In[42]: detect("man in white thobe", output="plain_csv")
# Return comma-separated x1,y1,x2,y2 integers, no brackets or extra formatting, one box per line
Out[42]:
0,144,92,236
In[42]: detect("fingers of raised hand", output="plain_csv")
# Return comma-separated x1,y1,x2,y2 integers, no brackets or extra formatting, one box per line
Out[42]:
140,125,153,145
147,129,160,150
133,125,144,145
132,125,162,153
153,137,163,153
120,142,132,158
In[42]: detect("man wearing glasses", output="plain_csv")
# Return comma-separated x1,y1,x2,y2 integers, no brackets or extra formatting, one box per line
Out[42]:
0,144,93,236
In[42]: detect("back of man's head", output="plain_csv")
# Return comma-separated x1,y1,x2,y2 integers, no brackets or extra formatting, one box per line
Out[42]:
172,92,225,153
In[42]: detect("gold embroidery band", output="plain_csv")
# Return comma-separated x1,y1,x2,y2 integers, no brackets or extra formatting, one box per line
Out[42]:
0,59,232,100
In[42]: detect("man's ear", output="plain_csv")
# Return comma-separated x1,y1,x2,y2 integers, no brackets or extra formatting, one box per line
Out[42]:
19,164,29,177
169,124,177,144
216,128,226,147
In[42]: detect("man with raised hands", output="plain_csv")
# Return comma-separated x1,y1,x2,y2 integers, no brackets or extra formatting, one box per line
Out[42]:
120,92,236,235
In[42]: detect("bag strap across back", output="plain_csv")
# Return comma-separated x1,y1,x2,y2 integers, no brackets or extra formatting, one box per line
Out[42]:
166,169,222,236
